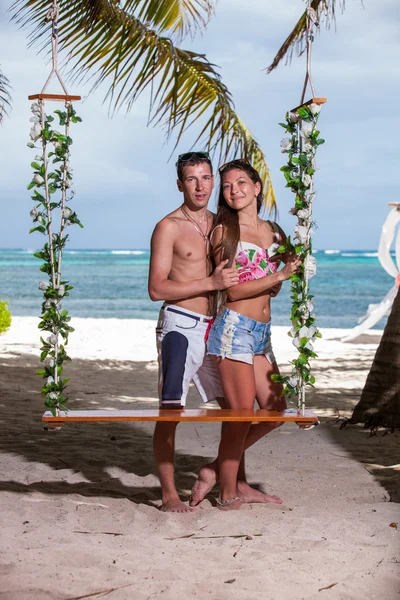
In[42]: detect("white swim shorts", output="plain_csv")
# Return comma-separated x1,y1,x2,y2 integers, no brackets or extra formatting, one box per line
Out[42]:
156,304,223,408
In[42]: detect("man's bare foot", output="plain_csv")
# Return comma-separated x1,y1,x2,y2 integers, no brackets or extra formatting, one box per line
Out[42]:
237,481,282,504
189,465,217,506
216,496,242,511
160,498,195,513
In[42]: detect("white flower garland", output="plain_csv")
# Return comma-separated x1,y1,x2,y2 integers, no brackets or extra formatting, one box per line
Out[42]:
272,102,324,409
27,100,83,415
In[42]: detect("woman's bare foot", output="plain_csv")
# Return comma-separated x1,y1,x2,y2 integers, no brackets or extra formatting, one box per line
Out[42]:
216,496,242,511
160,498,195,513
189,464,217,506
237,481,282,504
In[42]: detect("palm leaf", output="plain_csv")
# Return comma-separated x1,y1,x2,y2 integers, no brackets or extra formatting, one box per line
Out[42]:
267,0,346,73
123,0,216,39
12,0,275,209
0,66,12,125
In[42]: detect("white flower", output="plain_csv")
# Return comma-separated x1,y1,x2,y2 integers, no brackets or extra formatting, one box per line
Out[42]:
298,300,314,317
47,376,54,385
289,326,297,338
63,179,71,188
288,112,299,123
280,137,292,153
292,337,300,348
63,208,72,218
44,300,51,309
60,162,71,173
29,116,40,123
33,173,44,185
304,255,317,278
302,173,312,188
38,280,49,291
30,122,42,141
305,341,314,351
37,215,44,223
48,334,58,346
43,356,54,367
304,142,313,153
31,102,41,116
294,224,309,244
48,392,59,400
299,325,317,340
53,141,61,150
57,285,65,297
30,208,38,218
300,123,313,139
309,103,321,116
297,208,310,220
288,377,298,387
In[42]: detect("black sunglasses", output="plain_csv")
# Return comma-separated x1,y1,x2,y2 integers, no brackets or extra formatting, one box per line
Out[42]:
177,151,210,163
218,158,250,173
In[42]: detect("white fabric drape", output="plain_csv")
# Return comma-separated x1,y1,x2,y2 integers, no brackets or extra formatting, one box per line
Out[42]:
342,208,400,342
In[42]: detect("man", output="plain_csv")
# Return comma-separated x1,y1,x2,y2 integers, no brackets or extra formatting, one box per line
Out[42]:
148,151,239,512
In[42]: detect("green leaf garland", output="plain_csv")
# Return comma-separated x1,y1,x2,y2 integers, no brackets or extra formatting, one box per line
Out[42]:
28,100,83,415
272,102,324,410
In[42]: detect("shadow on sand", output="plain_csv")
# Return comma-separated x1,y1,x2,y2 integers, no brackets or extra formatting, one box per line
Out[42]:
1,351,399,504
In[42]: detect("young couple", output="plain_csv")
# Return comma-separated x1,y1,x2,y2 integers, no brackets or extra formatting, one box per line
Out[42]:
148,152,300,512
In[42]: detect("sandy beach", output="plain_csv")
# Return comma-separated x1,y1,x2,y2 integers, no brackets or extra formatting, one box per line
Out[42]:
0,317,399,599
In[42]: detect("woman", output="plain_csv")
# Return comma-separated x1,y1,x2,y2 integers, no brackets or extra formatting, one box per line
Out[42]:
192,159,301,511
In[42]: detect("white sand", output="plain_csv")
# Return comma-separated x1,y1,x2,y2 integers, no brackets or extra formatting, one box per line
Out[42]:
0,317,399,599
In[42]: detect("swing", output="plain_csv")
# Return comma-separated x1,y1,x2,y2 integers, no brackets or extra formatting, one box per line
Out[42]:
32,1,319,431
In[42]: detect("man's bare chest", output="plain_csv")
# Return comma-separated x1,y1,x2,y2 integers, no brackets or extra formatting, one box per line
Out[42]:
173,234,208,264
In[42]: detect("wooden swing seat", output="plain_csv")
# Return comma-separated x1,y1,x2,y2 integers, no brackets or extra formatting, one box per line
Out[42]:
42,408,319,429
28,93,81,102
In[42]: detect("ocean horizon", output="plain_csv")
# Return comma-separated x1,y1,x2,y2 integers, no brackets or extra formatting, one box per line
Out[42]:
0,248,395,329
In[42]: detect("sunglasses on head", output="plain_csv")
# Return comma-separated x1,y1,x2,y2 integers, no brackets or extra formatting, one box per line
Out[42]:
218,158,251,173
177,151,210,163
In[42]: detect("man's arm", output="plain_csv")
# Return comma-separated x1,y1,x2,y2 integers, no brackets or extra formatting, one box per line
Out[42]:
148,219,239,302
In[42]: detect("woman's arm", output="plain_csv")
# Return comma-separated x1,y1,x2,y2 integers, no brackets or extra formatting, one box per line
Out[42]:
226,261,297,301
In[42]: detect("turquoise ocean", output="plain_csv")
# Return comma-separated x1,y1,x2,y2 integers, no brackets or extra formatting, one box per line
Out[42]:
0,248,394,329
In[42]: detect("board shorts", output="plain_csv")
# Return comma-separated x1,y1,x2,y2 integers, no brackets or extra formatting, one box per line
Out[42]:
156,304,224,408
207,307,277,365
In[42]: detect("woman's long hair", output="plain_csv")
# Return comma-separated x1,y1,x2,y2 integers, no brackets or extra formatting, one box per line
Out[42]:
209,161,264,316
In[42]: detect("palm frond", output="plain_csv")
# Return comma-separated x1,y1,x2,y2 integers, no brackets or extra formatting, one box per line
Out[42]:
12,0,275,209
267,0,346,73
0,66,12,125
124,0,217,39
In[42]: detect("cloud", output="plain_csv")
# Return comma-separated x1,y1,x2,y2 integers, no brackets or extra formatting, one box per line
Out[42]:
1,0,400,251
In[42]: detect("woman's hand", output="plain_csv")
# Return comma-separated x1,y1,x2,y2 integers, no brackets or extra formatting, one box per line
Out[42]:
279,254,302,281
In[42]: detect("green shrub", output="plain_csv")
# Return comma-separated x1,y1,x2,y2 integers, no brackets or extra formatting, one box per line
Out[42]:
0,299,12,334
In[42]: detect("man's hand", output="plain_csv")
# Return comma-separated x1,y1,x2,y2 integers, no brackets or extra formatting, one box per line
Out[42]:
210,259,239,290
269,282,282,297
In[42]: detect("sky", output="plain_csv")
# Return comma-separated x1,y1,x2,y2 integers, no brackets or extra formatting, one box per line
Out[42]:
0,0,399,250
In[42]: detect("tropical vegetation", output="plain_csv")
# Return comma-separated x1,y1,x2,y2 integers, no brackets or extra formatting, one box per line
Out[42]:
0,299,12,334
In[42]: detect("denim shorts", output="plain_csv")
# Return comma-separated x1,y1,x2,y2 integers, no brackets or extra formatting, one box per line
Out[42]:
207,307,276,365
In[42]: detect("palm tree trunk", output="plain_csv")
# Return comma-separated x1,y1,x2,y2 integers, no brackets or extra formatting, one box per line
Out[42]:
350,287,400,429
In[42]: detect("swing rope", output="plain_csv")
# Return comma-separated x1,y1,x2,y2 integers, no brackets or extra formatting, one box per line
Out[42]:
300,2,319,105
299,2,318,414
41,0,68,96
